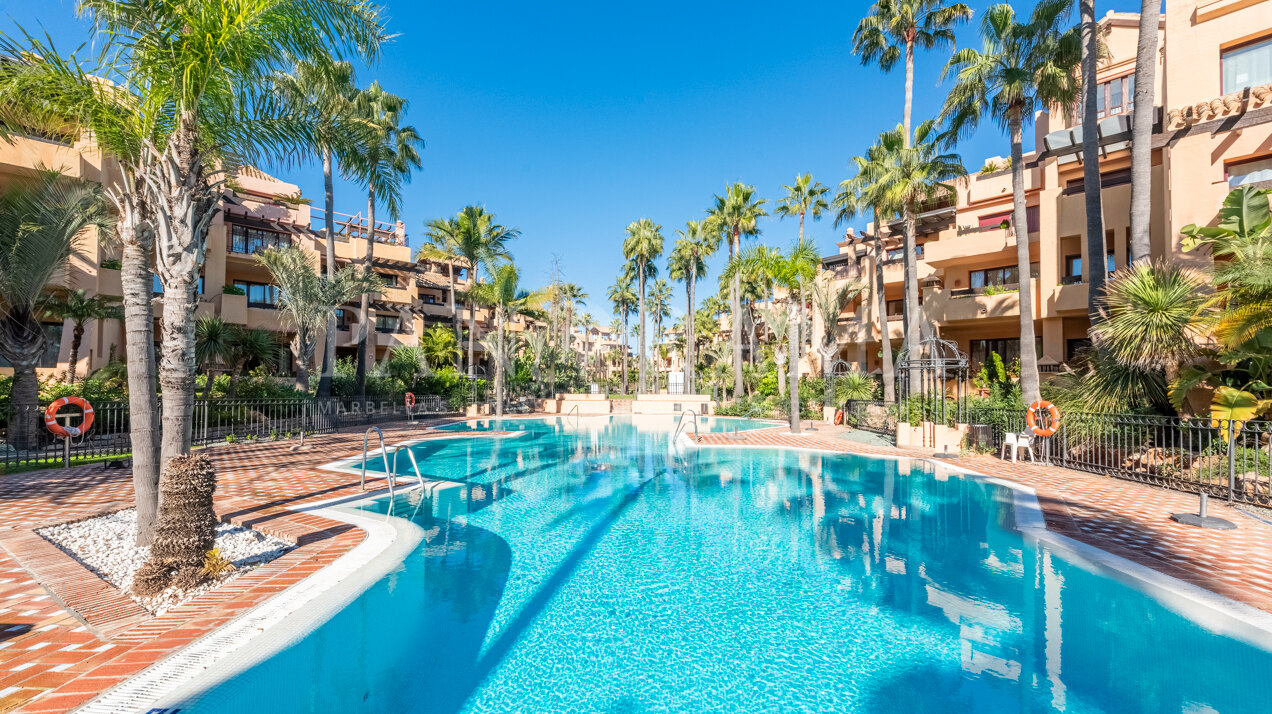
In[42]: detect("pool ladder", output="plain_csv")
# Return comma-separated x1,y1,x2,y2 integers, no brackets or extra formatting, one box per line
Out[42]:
672,409,700,443
360,427,428,502
566,404,580,428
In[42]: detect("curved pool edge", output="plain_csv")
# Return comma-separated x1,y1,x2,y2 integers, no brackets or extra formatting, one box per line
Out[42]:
679,432,1272,653
79,488,427,714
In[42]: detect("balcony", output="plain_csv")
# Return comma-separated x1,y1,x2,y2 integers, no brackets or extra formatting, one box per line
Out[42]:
1053,281,1089,314
923,227,1026,267
926,287,1023,323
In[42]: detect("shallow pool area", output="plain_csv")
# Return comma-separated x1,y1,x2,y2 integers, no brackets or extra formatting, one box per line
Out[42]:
161,416,1272,713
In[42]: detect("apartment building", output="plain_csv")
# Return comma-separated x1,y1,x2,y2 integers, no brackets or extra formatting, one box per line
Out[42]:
818,1,1272,376
0,133,498,380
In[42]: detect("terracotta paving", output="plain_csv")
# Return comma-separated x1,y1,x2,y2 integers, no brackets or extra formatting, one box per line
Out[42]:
0,415,1268,711
693,426,1272,613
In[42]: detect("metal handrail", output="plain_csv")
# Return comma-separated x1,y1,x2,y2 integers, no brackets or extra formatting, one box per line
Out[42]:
361,427,392,497
672,409,700,443
393,443,427,486
567,404,580,428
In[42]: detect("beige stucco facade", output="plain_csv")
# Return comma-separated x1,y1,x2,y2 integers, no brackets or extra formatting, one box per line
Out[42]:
816,2,1272,378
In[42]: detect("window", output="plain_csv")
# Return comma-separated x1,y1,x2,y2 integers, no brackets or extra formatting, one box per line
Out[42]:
234,281,279,308
229,224,291,254
1063,254,1115,282
970,338,1041,368
885,245,923,261
970,265,1019,290
423,294,436,304
1222,38,1272,95
1227,155,1272,188
376,314,401,333
39,323,62,368
977,206,1040,233
153,274,204,295
1090,74,1135,119
1063,168,1132,194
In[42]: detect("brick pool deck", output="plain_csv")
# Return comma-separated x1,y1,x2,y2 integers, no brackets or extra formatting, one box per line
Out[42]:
0,416,1268,711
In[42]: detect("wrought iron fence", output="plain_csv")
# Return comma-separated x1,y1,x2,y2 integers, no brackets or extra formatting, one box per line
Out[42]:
0,395,458,471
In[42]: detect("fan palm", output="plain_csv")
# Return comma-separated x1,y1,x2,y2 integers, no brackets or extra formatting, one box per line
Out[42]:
648,278,673,384
706,183,768,398
942,0,1080,404
756,303,790,399
420,325,461,370
853,0,973,144
809,275,864,379
257,245,384,392
558,283,588,352
623,218,665,394
607,272,637,394
225,329,281,400
669,220,720,394
445,206,517,377
272,56,362,397
471,264,546,416
45,288,123,386
1091,261,1208,385
346,82,424,400
774,174,831,242
195,315,237,399
0,170,112,448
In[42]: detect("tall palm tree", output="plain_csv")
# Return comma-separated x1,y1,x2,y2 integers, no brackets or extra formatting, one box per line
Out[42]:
347,82,424,401
774,174,831,242
558,283,588,352
607,272,637,394
943,0,1080,404
420,218,464,363
623,218,664,394
870,121,965,389
45,288,122,386
648,278,673,386
1129,0,1160,266
1079,0,1107,324
419,325,461,370
669,220,720,394
706,183,768,399
471,264,545,416
272,56,361,397
0,170,112,448
257,245,383,392
446,206,517,377
835,133,902,402
853,0,973,145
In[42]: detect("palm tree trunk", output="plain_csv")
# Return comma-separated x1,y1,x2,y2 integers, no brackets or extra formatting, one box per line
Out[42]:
1010,110,1042,405
10,363,40,451
621,310,629,394
902,203,921,392
68,322,84,386
203,369,215,400
318,145,336,398
777,337,787,400
117,194,161,546
903,39,914,146
731,229,743,398
495,307,505,417
1129,0,1159,266
355,189,376,402
448,263,460,369
788,300,801,433
1081,0,1108,327
873,228,896,402
228,365,245,400
638,263,647,394
467,262,478,378
685,267,695,393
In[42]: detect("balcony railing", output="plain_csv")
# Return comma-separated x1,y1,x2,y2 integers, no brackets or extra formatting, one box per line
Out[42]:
310,208,405,247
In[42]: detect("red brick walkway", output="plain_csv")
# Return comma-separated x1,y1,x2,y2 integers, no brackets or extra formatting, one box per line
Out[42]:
693,426,1272,613
0,417,1269,711
0,420,464,712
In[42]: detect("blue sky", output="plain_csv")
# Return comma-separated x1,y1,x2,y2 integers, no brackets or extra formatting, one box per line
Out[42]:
7,0,1139,328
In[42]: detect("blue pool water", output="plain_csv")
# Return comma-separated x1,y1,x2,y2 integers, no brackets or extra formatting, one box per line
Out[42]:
175,417,1271,712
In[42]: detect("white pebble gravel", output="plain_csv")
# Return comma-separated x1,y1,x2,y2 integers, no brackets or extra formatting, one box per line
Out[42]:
38,509,294,615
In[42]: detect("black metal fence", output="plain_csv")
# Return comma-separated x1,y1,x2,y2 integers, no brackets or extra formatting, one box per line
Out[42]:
0,396,456,471
842,399,1272,507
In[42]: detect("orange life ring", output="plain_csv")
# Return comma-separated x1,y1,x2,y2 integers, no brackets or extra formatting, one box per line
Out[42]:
45,396,94,438
1026,400,1061,437
834,409,844,425
404,392,415,408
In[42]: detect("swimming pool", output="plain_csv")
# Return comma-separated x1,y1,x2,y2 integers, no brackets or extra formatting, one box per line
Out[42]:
157,416,1272,712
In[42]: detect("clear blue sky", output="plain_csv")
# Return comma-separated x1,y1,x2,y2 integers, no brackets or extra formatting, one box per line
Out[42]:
7,0,1139,329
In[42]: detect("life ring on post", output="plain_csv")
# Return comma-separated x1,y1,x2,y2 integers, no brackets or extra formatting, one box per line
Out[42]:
45,396,94,438
404,392,415,409
834,409,844,426
1026,400,1061,437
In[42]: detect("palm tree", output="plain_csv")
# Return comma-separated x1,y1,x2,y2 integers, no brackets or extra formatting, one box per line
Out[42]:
774,174,830,242
706,183,768,399
256,245,383,392
756,303,790,399
1091,262,1207,387
558,283,588,353
1079,0,1107,324
1129,0,1160,266
45,289,122,386
607,272,637,394
0,170,112,448
669,220,720,394
272,56,361,397
420,325,461,370
623,218,665,394
420,218,465,363
195,315,237,399
870,121,966,389
853,0,973,145
471,264,545,416
834,133,902,402
225,329,281,400
446,206,518,377
810,275,864,379
943,0,1081,404
648,278,673,387
346,82,424,401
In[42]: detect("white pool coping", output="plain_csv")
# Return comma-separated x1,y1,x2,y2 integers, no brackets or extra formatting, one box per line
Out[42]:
681,432,1272,652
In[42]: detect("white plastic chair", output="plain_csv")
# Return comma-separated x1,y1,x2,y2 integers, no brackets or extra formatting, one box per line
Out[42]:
1000,432,1036,463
